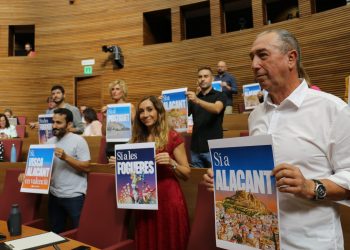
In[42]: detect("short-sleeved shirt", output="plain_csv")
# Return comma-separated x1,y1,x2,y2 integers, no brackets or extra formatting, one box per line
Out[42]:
64,103,85,134
45,109,54,115
0,125,17,138
189,88,226,153
48,133,90,198
214,72,238,106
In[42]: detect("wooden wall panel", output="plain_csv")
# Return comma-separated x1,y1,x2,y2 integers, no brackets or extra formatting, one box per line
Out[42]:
299,0,312,17
252,0,265,27
0,1,348,119
171,7,181,42
76,75,103,111
210,0,221,36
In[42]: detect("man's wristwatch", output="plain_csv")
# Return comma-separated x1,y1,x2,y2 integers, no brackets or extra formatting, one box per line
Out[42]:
312,179,326,200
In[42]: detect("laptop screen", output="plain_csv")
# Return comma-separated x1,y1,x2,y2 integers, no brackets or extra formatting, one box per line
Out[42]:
8,117,18,127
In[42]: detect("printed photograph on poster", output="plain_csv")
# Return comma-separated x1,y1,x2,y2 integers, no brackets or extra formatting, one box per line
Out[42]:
209,135,281,250
212,81,222,92
38,114,53,144
115,142,158,210
106,103,132,142
162,88,188,132
8,117,17,127
21,144,55,194
243,83,261,110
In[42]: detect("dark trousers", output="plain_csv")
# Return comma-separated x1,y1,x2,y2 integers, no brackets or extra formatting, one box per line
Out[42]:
48,193,85,234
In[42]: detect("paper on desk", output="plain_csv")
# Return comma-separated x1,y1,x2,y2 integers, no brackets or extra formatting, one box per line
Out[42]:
4,232,67,250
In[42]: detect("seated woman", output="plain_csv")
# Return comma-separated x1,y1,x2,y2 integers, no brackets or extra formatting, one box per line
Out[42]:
0,114,17,138
82,108,102,136
4,108,14,119
131,96,191,250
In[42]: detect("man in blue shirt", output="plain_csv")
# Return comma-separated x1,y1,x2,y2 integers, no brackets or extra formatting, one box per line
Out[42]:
214,61,238,114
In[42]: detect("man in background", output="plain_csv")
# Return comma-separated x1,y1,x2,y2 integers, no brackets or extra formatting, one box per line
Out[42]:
29,96,57,129
214,61,237,114
79,105,87,127
51,85,84,134
187,66,226,168
25,43,36,57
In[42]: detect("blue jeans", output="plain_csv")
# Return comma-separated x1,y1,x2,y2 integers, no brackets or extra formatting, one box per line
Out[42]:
190,151,212,168
48,193,85,233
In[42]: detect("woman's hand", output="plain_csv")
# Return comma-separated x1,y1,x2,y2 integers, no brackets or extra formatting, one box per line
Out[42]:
108,156,116,167
0,133,8,139
155,152,172,165
101,106,107,117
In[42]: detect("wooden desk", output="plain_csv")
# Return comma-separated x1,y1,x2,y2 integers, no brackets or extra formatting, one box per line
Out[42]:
0,220,99,249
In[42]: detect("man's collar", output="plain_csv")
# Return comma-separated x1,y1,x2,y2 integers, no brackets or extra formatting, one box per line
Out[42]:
285,79,308,108
57,101,66,108
265,79,308,108
199,86,214,96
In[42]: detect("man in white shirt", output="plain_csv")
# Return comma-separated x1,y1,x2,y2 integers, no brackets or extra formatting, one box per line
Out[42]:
204,29,350,249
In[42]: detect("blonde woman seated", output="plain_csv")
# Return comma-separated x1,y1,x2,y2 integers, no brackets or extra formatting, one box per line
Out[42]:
82,108,102,136
131,96,191,250
0,114,17,138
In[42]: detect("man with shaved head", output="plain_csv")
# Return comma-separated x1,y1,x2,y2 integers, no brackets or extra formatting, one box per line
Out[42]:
214,61,237,114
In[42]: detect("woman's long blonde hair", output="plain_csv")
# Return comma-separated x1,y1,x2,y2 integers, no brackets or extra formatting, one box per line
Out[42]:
131,96,169,150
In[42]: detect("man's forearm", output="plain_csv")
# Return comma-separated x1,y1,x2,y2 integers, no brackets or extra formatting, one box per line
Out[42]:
196,99,224,114
62,155,90,173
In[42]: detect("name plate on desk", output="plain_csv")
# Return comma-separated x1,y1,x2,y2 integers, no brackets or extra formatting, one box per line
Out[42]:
3,232,67,249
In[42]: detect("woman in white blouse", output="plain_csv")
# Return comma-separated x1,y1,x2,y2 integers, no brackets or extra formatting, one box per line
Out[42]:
0,114,17,138
82,108,102,136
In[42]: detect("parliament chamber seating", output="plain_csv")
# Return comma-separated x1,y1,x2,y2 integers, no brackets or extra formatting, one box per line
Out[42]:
98,136,108,164
15,125,26,138
97,112,104,123
0,168,43,227
187,183,220,250
60,172,135,250
1,139,23,162
240,130,249,137
17,116,26,126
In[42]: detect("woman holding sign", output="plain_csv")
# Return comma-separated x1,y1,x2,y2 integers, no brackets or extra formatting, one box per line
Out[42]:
101,79,136,120
102,79,136,157
131,95,191,250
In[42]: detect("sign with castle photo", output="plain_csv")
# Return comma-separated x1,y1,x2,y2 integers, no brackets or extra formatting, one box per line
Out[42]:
161,88,188,133
106,103,132,142
208,135,281,250
243,83,261,110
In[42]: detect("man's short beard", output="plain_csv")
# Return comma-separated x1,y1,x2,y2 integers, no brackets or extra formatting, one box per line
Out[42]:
52,128,67,139
54,99,64,105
